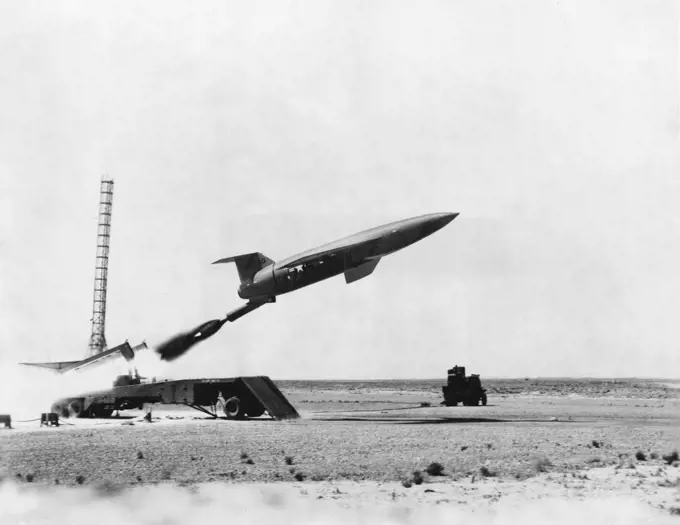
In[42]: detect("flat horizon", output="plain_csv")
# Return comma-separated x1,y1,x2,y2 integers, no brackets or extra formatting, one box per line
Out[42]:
268,376,680,382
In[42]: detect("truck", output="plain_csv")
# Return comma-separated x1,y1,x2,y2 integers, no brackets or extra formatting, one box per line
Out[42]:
441,365,487,406
50,373,299,420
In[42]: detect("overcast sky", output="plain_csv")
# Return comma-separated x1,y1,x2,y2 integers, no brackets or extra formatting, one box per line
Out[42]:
1,0,678,380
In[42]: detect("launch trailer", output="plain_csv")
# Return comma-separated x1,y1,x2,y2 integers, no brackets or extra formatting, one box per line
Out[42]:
50,375,299,421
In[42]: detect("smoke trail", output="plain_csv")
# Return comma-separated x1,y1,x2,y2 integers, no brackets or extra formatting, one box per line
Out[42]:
0,480,676,525
0,360,135,420
0,345,198,421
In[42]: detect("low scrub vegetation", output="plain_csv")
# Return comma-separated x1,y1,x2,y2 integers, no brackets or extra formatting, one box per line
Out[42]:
412,470,424,485
532,457,552,473
662,450,679,465
293,472,305,482
425,462,445,476
479,466,496,478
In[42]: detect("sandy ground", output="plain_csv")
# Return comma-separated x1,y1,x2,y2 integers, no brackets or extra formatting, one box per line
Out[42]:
1,379,679,523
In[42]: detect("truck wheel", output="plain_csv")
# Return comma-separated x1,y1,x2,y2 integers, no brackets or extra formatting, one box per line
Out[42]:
224,396,244,419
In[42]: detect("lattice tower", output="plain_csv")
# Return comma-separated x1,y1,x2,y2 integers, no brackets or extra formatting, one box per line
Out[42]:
87,178,114,357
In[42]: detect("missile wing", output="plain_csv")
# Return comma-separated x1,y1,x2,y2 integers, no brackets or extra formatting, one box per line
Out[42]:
344,257,381,284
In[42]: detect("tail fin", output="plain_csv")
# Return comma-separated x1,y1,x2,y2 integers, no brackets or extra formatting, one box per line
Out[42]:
212,252,274,284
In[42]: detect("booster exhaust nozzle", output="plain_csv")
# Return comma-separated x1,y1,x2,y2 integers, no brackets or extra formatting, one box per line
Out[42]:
155,318,228,361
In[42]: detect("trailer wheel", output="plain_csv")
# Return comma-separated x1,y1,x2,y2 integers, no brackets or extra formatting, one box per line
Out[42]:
90,405,113,418
246,404,265,418
224,396,244,419
68,400,84,418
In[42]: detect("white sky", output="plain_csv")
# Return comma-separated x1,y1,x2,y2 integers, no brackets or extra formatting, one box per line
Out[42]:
1,0,678,379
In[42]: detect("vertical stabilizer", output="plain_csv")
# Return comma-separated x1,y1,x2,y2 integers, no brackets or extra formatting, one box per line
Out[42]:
212,252,274,284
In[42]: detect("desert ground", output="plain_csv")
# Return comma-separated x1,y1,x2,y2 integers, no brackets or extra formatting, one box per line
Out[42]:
1,378,679,523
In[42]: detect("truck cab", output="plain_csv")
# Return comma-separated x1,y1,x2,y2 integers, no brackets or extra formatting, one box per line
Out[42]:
442,365,487,407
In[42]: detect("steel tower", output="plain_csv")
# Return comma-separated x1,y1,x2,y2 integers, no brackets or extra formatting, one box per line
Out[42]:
87,178,114,357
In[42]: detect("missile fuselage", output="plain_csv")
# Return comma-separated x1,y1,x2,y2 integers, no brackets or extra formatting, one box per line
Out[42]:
238,212,457,300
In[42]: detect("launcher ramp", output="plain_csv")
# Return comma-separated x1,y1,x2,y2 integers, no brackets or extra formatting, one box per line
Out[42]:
240,376,300,420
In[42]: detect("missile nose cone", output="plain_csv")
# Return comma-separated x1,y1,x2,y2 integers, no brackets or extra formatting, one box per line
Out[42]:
439,212,459,227
430,212,459,230
418,212,459,238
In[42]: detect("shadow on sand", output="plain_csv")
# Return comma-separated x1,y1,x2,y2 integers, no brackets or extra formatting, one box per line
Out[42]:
396,417,580,425
86,414,137,420
313,416,507,424
313,416,582,425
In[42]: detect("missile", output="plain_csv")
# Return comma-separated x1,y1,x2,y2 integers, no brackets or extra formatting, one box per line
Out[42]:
156,212,457,361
